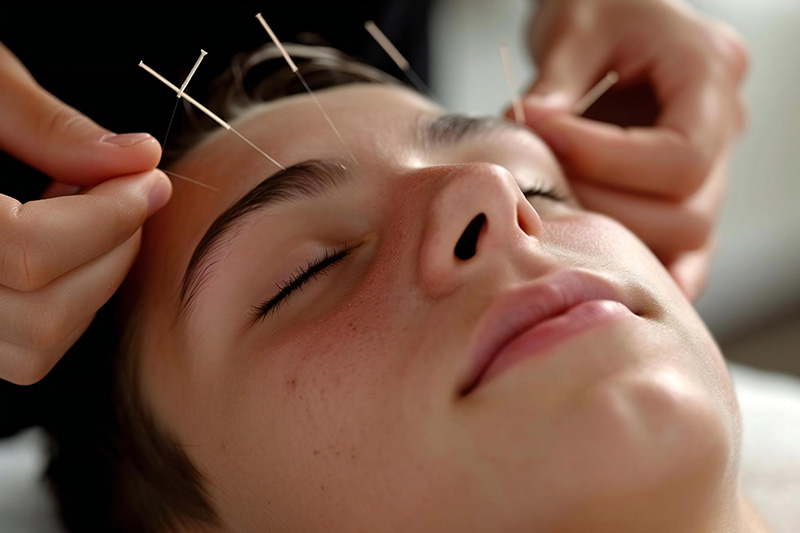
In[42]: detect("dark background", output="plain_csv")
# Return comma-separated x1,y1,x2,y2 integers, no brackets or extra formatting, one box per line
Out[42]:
0,0,431,438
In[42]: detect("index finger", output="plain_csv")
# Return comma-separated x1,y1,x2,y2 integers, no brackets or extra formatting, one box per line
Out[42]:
523,80,734,199
0,42,161,185
0,169,171,291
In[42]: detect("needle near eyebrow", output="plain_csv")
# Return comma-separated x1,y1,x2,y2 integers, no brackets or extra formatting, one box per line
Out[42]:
139,60,285,171
161,169,220,192
256,13,358,167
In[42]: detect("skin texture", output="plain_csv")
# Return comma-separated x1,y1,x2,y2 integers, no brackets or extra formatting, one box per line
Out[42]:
130,84,766,532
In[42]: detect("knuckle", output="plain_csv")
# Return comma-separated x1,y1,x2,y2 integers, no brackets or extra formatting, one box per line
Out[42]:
37,105,88,145
2,225,48,292
699,22,750,82
715,24,750,81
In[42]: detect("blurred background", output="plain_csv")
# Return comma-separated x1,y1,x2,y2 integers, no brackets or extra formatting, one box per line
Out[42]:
430,0,800,378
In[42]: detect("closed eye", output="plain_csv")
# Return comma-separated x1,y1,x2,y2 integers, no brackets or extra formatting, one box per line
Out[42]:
251,245,353,322
520,184,568,202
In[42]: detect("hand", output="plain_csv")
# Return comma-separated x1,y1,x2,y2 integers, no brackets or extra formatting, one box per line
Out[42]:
0,42,171,385
516,0,748,300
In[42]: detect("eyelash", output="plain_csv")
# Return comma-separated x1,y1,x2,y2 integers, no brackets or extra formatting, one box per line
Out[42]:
252,185,563,321
520,184,568,202
252,245,353,321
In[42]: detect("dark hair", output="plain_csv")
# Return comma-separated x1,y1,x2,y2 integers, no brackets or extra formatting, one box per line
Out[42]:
46,42,400,533
162,41,400,167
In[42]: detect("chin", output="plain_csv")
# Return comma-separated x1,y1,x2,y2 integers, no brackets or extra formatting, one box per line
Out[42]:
552,366,737,531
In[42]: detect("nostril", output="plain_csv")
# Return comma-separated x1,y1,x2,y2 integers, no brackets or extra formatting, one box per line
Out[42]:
454,214,486,260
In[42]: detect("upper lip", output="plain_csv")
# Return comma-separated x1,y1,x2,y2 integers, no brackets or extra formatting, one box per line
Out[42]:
459,269,633,395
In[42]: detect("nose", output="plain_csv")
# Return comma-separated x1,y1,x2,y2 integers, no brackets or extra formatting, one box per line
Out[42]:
417,163,543,298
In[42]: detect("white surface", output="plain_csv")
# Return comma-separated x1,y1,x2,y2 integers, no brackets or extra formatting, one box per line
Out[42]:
0,428,64,533
733,364,800,533
430,0,800,341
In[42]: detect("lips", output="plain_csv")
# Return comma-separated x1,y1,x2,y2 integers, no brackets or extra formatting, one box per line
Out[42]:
459,270,634,395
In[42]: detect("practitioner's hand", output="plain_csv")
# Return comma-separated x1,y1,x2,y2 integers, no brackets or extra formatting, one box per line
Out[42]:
0,42,171,385
515,0,748,301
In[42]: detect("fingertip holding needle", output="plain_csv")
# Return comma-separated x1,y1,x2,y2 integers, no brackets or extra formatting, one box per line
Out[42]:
572,71,619,115
499,48,618,124
500,45,525,125
139,60,284,171
162,169,220,192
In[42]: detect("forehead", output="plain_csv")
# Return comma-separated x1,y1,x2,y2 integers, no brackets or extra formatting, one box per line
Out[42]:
185,83,440,178
138,84,440,297
167,83,439,218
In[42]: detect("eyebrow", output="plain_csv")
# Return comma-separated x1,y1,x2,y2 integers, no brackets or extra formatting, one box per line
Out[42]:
178,160,350,314
177,113,526,317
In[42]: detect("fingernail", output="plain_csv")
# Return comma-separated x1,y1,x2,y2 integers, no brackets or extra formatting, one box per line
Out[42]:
525,93,572,111
525,93,558,107
522,99,567,126
101,132,154,147
146,171,172,216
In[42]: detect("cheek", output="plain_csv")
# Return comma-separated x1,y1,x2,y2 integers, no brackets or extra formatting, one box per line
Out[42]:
542,212,643,261
541,212,679,295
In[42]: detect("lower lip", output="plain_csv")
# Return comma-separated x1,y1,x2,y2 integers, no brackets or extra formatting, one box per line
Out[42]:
476,300,633,389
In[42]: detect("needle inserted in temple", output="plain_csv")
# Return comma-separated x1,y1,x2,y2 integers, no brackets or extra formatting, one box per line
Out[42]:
178,49,207,98
138,61,284,170
364,20,432,96
573,71,619,115
255,13,357,165
500,45,525,125
162,169,219,191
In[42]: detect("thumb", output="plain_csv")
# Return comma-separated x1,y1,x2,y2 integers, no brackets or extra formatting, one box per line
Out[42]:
0,42,161,186
525,35,610,113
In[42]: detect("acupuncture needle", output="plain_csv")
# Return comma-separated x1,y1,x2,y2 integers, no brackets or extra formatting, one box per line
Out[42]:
139,60,284,171
364,20,433,97
256,13,358,166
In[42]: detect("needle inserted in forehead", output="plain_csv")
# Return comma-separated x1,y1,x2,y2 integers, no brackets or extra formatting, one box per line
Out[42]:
364,20,432,96
500,45,525,125
255,13,357,166
161,169,220,191
178,49,207,98
573,71,619,115
139,61,284,170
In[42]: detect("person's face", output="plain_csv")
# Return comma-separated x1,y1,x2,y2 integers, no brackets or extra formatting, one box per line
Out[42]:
133,84,740,531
